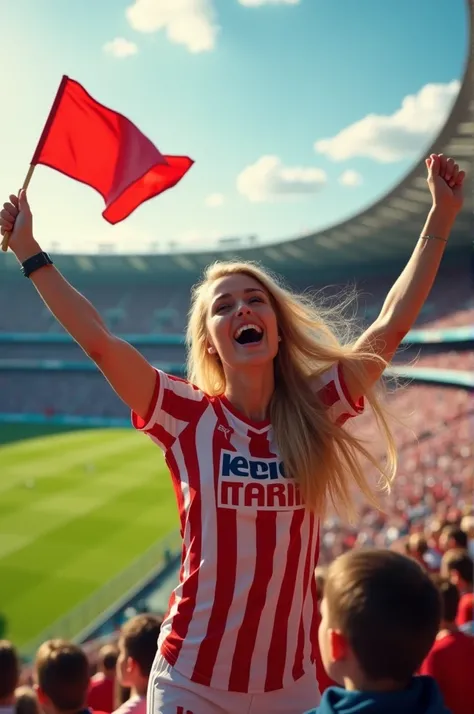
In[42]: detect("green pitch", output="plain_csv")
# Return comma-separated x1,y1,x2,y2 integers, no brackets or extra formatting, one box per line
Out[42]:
0,426,177,648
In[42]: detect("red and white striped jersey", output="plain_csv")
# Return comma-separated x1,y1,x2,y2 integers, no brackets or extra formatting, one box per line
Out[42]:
132,362,364,694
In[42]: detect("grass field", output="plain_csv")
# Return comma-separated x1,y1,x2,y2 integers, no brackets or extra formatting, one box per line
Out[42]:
0,426,177,647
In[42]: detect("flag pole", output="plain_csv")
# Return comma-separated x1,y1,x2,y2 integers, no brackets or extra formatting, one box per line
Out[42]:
1,164,36,252
1,76,68,253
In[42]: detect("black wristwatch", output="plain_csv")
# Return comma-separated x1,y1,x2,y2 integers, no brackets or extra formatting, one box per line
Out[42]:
21,252,54,278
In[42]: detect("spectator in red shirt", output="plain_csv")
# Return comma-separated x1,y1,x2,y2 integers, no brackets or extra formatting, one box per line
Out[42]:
87,645,118,714
441,549,474,626
420,578,474,714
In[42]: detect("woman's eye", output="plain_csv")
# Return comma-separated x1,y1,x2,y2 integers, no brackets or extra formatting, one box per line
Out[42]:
249,296,263,304
216,303,230,313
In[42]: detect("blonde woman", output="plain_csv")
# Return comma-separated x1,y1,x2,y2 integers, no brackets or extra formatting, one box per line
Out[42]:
0,153,465,714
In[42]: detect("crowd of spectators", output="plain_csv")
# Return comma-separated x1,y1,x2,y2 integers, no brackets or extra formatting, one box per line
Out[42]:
319,382,472,561
2,524,473,714
0,614,162,714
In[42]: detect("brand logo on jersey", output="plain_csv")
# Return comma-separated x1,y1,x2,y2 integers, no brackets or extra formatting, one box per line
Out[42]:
217,424,232,439
218,450,304,511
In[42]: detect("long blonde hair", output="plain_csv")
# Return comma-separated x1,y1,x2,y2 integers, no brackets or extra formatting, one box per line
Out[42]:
186,260,397,517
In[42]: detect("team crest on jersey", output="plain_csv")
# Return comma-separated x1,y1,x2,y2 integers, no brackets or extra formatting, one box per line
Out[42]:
218,450,305,511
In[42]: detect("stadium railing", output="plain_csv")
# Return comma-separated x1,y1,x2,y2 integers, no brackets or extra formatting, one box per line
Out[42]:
1,363,472,434
385,366,474,389
5,361,473,388
0,333,187,345
19,527,181,662
0,359,185,374
1,325,473,346
0,363,472,436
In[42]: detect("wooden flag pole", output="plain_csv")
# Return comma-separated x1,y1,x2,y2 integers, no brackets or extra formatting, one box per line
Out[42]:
1,77,67,254
1,164,37,253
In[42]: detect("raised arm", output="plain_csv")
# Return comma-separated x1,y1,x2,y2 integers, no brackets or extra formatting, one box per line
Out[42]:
0,191,156,420
343,154,465,401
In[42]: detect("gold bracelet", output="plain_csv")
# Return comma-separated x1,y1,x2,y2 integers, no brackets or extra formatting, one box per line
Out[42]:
420,234,448,243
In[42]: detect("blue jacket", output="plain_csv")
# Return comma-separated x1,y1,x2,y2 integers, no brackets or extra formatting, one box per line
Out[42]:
305,676,450,714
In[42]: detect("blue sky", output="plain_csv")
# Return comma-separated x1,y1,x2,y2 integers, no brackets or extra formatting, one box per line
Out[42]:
0,0,468,254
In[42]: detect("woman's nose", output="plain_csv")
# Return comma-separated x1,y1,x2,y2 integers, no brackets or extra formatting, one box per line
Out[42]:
236,304,251,316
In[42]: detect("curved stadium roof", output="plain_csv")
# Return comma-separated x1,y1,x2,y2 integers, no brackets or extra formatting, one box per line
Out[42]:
0,0,472,284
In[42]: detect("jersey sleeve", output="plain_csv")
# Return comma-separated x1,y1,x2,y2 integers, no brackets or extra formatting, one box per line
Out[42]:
131,369,205,446
315,362,365,425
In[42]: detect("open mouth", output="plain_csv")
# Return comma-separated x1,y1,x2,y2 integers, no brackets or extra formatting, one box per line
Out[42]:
234,323,264,345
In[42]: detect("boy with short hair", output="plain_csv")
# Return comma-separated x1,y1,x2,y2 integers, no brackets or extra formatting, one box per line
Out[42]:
304,549,449,714
34,640,99,714
113,614,162,714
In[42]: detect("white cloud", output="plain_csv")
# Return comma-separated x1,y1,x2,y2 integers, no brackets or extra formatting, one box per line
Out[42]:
205,192,225,207
126,0,218,53
315,80,460,163
339,169,363,187
237,155,327,203
103,37,139,58
239,0,300,6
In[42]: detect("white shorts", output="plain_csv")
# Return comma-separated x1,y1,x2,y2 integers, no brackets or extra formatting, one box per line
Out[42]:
147,653,321,714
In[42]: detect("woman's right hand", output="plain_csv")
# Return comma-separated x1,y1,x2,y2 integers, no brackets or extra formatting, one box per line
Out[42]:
0,190,36,256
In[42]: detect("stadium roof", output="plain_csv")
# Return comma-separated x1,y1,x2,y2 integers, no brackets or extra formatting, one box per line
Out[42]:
0,1,472,284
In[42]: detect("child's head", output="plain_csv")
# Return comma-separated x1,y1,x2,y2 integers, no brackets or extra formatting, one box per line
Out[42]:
0,640,20,703
441,549,474,590
434,577,460,626
439,525,468,553
116,614,162,694
406,532,428,559
34,640,89,714
318,549,441,691
97,644,118,678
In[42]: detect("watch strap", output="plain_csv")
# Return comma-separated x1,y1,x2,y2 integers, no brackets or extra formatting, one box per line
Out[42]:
22,252,54,278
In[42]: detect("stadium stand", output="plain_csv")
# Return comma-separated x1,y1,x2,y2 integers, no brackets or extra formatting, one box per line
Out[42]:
0,263,472,336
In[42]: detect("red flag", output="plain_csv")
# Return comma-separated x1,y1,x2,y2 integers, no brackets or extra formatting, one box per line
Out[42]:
32,76,193,224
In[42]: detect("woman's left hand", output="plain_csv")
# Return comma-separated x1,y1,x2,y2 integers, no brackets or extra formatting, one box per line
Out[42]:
426,153,465,215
